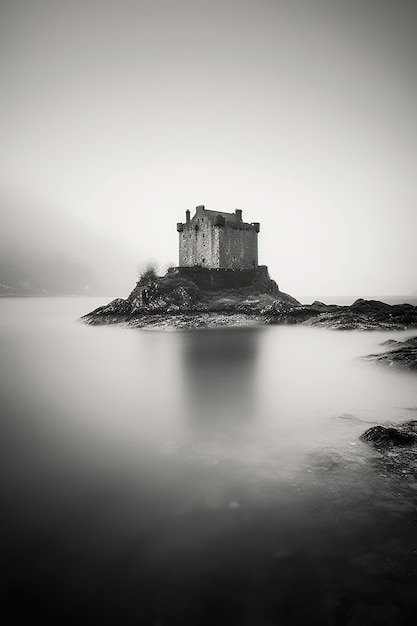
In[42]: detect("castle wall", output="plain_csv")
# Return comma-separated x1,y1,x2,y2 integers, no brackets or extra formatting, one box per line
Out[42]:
179,213,220,268
171,265,278,292
218,225,258,269
178,206,259,270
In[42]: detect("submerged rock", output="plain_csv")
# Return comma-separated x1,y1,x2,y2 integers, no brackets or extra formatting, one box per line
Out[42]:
361,421,417,477
365,336,417,370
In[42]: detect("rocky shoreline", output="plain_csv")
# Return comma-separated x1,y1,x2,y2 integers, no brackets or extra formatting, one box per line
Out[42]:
263,298,417,330
364,336,417,371
117,312,262,331
81,273,417,367
82,294,417,332
80,270,299,329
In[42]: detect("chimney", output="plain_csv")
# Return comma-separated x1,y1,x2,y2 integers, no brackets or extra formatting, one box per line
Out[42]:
186,209,190,223
235,209,242,221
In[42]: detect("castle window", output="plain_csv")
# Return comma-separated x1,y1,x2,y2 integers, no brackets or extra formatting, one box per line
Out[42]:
202,258,206,263
184,257,187,261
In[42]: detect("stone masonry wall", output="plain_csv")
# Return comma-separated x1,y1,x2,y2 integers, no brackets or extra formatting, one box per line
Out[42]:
170,266,278,293
218,225,258,269
179,214,219,268
178,207,258,270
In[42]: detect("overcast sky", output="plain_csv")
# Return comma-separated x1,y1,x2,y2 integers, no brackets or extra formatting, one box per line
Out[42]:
1,0,416,297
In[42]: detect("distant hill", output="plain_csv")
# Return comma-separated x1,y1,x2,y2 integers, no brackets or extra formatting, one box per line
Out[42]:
0,249,100,296
0,190,135,296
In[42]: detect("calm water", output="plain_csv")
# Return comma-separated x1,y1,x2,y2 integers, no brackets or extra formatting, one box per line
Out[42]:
1,297,417,625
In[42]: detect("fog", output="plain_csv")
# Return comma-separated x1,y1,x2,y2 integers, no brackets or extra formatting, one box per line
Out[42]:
0,190,135,295
1,0,417,296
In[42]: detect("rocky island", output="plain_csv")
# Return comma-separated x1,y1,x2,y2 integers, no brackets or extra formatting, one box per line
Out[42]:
81,204,417,369
81,264,298,329
81,269,417,336
82,203,300,329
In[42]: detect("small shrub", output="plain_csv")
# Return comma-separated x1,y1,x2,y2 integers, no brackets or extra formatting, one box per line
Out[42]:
137,261,159,285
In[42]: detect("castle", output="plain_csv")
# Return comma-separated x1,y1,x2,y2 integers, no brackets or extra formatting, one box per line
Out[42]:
176,205,260,270
174,205,277,292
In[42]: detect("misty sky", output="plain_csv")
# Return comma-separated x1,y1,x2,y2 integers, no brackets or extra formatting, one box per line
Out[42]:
1,0,416,296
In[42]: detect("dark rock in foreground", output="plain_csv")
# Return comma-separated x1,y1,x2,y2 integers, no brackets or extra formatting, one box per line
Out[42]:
361,424,417,448
361,421,417,477
364,336,417,371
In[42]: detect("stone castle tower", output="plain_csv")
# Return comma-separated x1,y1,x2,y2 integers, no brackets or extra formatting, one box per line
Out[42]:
176,205,260,270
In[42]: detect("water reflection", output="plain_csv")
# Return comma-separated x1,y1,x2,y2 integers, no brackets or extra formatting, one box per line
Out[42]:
2,299,417,624
179,327,261,438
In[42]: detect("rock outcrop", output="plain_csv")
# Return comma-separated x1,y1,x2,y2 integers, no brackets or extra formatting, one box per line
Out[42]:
81,270,299,328
361,424,417,448
361,421,417,477
364,336,417,371
82,277,417,333
264,299,417,330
